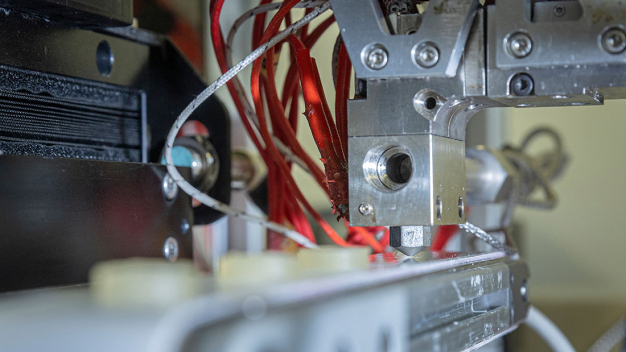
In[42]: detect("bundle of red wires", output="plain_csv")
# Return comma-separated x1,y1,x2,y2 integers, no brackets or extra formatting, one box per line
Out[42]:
209,0,388,252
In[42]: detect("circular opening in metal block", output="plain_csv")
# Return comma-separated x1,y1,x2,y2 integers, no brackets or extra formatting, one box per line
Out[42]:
424,97,437,110
386,153,412,185
363,146,413,192
96,40,114,76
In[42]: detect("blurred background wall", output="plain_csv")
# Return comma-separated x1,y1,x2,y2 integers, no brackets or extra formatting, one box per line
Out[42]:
505,102,626,352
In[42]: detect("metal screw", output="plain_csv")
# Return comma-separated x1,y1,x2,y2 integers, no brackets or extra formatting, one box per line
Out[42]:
162,173,178,201
359,203,373,216
602,28,626,54
506,32,533,58
413,42,439,68
553,5,566,17
163,236,179,262
181,219,190,235
362,44,388,70
510,73,534,96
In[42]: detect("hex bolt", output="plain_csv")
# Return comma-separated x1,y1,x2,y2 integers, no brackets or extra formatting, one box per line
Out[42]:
162,173,178,201
602,28,626,54
510,73,534,96
413,42,439,68
389,226,432,256
181,219,190,235
359,203,373,216
553,5,566,17
163,236,179,262
362,44,388,70
506,32,533,58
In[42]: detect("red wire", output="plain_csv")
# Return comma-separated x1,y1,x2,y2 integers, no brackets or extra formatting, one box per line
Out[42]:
263,47,328,188
211,2,378,250
210,0,266,161
252,0,272,50
351,227,385,253
250,0,348,246
281,15,336,109
311,58,346,162
212,0,320,248
335,43,351,158
294,49,349,217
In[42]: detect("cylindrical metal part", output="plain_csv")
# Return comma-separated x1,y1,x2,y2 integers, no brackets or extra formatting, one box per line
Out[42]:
465,156,486,196
465,148,515,205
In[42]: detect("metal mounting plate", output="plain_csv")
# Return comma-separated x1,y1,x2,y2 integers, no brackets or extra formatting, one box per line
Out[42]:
330,0,479,79
495,0,626,69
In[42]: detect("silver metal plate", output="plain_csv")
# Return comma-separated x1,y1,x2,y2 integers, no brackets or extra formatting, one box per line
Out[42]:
494,0,626,69
329,0,479,79
349,134,465,226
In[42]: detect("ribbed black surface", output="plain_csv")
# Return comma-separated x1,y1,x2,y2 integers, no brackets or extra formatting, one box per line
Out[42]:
0,89,142,162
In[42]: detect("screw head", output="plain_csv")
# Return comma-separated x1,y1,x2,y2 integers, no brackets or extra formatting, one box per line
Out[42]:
602,28,626,54
553,5,566,17
181,219,190,235
361,44,388,70
413,42,440,68
163,236,179,262
358,203,373,216
506,32,533,58
162,173,178,201
510,73,534,96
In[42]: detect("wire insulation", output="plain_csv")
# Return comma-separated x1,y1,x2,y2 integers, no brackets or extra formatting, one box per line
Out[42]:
164,2,332,249
526,306,577,352
458,222,513,253
587,316,625,352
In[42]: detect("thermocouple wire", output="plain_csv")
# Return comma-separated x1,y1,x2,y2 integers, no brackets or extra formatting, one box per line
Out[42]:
163,2,332,249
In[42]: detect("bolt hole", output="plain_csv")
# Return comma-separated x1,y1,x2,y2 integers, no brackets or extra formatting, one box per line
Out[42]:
436,195,442,220
553,5,566,17
458,196,464,219
386,153,412,185
424,97,437,110
96,40,114,76
510,73,534,96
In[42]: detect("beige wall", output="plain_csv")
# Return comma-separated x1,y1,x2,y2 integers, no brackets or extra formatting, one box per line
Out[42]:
506,101,626,301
